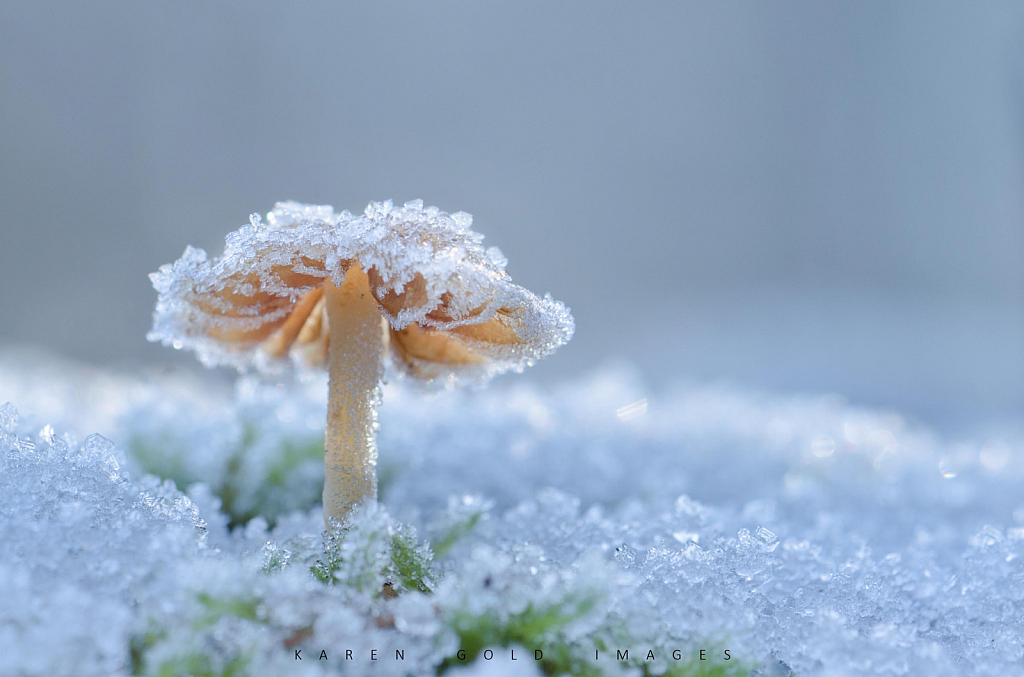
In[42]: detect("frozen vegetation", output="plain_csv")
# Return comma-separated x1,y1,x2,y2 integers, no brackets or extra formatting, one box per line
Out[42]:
1,352,1023,676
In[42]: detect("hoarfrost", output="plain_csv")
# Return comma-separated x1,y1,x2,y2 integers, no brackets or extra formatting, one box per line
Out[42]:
147,201,574,385
1,357,1024,675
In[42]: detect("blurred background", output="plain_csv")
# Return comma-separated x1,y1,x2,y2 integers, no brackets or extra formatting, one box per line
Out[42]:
1,2,1022,432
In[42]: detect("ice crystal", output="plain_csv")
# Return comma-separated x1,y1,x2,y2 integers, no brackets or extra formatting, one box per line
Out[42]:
2,357,1024,676
0,403,205,677
148,201,574,385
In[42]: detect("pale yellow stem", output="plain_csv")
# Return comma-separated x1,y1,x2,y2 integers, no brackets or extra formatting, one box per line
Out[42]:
322,264,389,525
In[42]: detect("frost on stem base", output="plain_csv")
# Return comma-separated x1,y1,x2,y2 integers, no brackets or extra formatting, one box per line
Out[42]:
323,264,388,524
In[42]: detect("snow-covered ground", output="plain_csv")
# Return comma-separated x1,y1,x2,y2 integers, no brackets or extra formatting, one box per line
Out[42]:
1,351,1022,676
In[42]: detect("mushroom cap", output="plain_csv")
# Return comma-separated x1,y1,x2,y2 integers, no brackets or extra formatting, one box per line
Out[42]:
148,200,574,384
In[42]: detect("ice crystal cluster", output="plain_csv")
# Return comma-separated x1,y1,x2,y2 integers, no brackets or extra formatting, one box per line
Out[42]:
2,352,1023,676
147,201,574,384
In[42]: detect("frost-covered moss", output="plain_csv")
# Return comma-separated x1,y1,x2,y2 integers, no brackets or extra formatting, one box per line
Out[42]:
442,595,600,674
151,652,251,677
5,360,1024,676
431,501,487,559
127,412,323,530
390,529,435,594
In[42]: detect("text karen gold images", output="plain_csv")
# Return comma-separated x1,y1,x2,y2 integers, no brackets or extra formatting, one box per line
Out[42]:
293,648,734,663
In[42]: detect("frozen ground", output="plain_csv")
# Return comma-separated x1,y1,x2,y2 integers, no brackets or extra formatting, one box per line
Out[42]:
1,351,1023,676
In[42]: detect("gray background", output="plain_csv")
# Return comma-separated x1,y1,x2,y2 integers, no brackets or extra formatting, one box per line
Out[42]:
1,2,1022,431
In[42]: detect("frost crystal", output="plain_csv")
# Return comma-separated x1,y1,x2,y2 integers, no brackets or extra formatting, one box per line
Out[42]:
0,404,204,677
148,201,574,384
2,357,1024,676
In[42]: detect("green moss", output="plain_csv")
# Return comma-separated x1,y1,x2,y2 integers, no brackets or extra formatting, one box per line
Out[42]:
535,641,606,677
129,424,327,530
310,522,346,585
654,661,750,677
432,510,482,558
261,546,290,574
390,531,434,593
440,598,751,677
128,598,261,676
193,592,263,629
441,592,599,673
307,519,437,597
128,626,165,676
218,424,260,529
265,437,324,487
154,652,250,677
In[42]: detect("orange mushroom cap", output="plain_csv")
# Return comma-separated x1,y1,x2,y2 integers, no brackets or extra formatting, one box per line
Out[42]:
149,200,574,385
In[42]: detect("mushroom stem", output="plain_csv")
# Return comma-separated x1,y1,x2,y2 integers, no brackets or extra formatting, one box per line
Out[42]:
322,264,389,525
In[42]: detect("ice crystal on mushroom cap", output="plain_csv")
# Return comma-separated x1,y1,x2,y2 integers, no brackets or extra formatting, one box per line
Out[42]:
148,200,574,383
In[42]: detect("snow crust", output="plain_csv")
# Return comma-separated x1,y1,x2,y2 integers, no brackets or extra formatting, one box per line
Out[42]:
1,356,1023,676
148,201,574,384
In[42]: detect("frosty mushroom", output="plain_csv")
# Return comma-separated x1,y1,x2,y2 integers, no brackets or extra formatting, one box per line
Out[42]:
149,200,573,524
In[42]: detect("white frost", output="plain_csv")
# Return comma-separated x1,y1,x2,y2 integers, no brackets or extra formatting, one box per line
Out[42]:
1,357,1023,676
147,201,574,384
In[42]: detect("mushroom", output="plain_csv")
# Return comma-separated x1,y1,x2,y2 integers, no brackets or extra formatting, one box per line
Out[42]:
149,200,573,524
